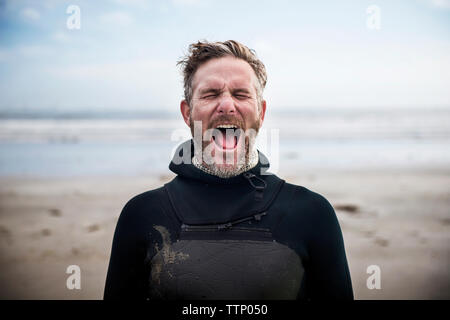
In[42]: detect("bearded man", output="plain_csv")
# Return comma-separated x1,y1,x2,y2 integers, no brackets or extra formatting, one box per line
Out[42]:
104,40,354,300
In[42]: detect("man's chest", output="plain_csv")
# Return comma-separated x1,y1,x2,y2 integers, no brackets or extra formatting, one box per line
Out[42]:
147,225,304,300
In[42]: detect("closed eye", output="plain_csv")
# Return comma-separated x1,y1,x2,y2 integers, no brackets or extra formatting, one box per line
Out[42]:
202,94,219,99
232,89,252,100
235,94,250,99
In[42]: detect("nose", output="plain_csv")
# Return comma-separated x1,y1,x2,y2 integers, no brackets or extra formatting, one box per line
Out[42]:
216,93,236,115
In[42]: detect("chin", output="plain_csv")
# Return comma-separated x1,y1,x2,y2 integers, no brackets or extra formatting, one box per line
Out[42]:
209,163,245,178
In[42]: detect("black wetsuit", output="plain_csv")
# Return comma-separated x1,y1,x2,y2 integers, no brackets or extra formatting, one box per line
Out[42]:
104,140,353,300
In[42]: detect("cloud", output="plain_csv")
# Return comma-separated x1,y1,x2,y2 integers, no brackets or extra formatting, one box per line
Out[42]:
429,0,450,8
0,49,11,62
21,7,40,21
99,11,134,27
172,0,206,6
16,45,53,59
45,58,181,108
48,59,172,81
51,32,70,43
112,0,150,9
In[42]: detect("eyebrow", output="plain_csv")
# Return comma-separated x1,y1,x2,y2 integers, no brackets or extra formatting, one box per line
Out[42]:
198,87,222,95
232,88,251,94
198,87,252,96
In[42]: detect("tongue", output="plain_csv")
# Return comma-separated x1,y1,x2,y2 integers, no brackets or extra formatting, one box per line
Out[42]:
218,130,236,149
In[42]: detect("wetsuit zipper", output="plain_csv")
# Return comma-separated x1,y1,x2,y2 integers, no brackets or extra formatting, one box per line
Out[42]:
181,212,268,231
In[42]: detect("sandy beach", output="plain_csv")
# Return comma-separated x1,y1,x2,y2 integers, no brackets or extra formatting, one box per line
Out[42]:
0,168,449,300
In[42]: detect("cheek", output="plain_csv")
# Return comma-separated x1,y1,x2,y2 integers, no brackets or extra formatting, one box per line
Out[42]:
242,104,260,121
190,111,211,129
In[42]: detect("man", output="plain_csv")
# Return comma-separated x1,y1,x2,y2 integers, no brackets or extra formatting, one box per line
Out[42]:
104,40,353,300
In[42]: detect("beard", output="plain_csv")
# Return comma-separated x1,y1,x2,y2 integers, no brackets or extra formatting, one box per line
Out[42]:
190,114,262,178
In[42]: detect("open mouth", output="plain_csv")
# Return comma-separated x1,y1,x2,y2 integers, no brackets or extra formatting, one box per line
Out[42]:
212,124,242,150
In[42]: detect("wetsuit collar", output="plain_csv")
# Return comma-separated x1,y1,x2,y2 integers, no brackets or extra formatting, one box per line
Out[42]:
165,139,284,225
169,139,271,185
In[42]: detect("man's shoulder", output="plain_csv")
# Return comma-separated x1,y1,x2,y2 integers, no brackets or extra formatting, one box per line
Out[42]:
281,181,331,204
119,185,169,221
124,185,165,207
278,181,336,219
114,184,181,231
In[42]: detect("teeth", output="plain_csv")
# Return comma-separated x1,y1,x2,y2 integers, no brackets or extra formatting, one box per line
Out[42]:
216,124,237,129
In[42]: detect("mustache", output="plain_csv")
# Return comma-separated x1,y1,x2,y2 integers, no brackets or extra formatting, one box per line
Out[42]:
208,115,245,129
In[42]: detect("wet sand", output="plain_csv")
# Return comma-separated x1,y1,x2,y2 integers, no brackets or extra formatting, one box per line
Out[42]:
0,169,449,299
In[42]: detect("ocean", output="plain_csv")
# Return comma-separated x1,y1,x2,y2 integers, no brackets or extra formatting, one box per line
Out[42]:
0,107,449,177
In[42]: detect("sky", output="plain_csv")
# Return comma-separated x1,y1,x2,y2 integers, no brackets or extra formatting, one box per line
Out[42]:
0,0,449,113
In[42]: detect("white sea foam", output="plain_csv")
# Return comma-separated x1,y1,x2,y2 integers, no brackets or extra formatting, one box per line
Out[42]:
0,107,449,176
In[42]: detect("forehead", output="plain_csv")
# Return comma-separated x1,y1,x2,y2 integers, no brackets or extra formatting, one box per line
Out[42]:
192,56,257,92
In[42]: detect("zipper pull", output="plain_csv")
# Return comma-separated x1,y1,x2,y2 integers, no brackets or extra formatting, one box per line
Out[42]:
243,172,267,201
253,212,267,221
217,222,233,230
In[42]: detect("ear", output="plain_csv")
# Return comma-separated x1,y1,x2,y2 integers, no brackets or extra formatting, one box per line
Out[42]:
180,100,191,127
259,100,267,125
